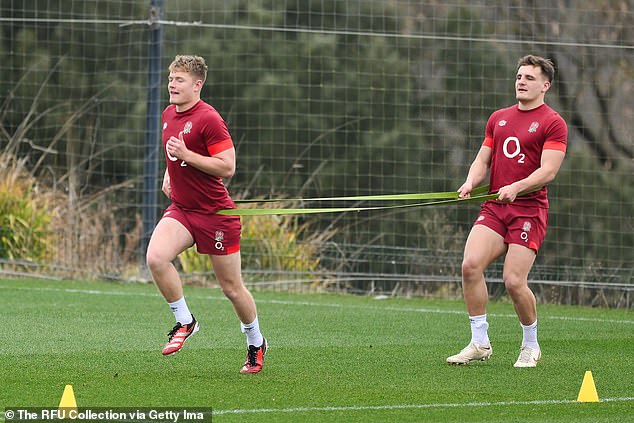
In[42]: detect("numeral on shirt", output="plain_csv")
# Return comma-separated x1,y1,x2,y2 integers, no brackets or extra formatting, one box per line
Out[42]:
167,151,188,167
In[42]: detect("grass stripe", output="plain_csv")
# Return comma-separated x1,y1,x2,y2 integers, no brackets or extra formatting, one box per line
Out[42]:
1,284,633,326
212,397,634,415
2,398,632,419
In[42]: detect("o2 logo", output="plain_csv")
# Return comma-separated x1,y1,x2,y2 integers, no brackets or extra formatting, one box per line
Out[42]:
503,137,525,164
520,221,532,243
166,131,188,167
214,230,225,251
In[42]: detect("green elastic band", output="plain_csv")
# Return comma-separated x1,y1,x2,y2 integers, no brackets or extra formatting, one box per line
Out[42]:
234,184,490,203
218,192,500,216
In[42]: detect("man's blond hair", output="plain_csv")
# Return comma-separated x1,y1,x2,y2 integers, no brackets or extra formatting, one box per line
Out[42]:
169,55,208,83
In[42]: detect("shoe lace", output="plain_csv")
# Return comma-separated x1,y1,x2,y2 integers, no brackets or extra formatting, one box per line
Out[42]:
167,323,183,340
518,346,533,362
246,345,259,367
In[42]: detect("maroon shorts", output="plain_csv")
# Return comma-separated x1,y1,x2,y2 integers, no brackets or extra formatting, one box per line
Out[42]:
162,203,241,255
473,201,548,252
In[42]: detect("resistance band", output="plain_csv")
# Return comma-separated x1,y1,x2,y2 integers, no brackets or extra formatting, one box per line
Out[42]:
218,186,500,216
234,185,490,204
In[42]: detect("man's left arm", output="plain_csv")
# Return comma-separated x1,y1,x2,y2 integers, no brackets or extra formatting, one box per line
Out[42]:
497,149,566,202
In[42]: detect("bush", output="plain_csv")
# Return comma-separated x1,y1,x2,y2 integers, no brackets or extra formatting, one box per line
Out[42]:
0,158,53,262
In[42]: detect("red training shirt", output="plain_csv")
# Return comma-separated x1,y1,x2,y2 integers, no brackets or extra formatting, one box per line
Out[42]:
162,100,236,213
482,103,567,208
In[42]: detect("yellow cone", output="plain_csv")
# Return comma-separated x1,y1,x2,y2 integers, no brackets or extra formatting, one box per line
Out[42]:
58,384,78,419
577,371,600,402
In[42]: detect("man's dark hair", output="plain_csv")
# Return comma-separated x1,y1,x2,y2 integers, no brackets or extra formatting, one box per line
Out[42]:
517,55,556,82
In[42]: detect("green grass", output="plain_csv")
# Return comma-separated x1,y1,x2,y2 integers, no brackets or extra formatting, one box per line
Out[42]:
1,277,633,422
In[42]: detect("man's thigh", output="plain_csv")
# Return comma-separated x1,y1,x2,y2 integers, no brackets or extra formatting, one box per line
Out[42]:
147,215,195,262
464,224,507,268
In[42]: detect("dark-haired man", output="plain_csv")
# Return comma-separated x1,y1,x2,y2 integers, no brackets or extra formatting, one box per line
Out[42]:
447,55,567,368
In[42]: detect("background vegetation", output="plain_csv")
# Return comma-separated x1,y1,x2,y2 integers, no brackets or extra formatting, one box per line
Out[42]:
0,1,632,299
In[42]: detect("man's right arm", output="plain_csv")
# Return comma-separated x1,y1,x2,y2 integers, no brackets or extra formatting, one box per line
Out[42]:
457,145,492,198
161,169,171,198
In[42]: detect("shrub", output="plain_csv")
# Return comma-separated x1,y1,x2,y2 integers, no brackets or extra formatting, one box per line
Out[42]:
0,157,53,262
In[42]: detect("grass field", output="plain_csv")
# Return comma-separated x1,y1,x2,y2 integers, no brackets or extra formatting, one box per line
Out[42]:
1,277,633,422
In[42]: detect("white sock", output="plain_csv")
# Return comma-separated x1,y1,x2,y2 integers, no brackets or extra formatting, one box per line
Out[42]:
469,314,490,346
521,320,539,350
240,316,264,347
168,297,193,325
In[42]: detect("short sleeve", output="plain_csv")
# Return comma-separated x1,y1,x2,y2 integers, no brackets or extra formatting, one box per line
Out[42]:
202,109,233,156
544,114,568,152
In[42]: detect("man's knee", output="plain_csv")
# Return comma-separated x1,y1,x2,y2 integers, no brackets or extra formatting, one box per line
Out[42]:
220,279,245,301
503,272,528,297
462,256,484,281
146,248,170,272
146,249,159,269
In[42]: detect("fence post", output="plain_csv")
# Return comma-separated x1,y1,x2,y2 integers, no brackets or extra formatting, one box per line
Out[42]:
141,0,164,273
